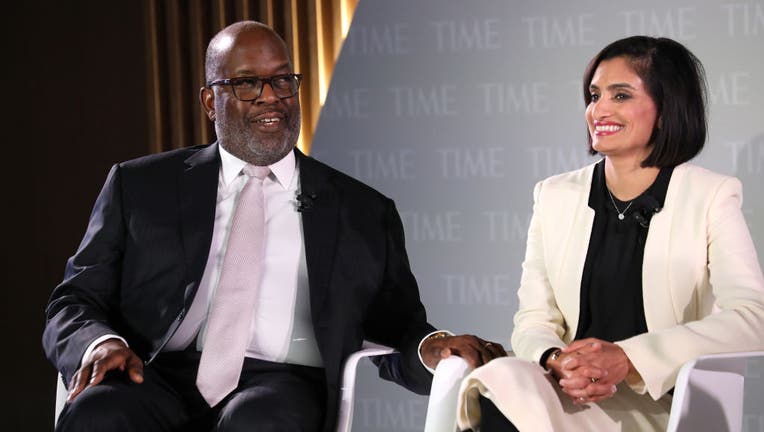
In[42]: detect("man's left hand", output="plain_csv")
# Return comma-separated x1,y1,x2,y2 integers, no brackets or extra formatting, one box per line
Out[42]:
420,334,507,370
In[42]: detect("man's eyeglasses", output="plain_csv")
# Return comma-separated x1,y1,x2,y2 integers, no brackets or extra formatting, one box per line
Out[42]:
206,73,302,101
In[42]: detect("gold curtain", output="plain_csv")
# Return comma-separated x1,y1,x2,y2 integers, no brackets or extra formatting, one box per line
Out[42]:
143,0,358,155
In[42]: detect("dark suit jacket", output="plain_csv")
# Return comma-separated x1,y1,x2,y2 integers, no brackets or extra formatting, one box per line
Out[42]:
43,143,435,431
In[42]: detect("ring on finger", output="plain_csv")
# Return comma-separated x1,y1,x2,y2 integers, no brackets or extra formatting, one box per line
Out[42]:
578,396,586,402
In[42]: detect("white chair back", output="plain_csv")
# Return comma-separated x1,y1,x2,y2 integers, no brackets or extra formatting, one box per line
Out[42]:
667,351,764,432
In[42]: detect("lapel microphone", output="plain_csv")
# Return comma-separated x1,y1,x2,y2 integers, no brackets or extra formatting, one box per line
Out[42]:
633,195,662,229
296,192,317,212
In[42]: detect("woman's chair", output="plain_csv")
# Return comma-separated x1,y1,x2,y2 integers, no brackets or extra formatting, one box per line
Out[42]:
667,350,764,432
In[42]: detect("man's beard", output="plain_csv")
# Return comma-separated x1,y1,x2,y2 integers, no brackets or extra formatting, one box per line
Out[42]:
216,110,301,166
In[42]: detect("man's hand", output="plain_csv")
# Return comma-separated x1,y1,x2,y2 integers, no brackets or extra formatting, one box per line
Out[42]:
549,338,631,405
67,338,144,402
420,334,507,370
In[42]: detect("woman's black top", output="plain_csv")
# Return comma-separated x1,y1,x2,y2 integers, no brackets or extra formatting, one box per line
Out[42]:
575,160,674,342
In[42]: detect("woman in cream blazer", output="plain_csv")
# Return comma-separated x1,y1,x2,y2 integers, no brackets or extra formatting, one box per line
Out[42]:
457,36,764,431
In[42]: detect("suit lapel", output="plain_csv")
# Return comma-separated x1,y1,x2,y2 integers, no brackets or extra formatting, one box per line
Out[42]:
642,164,685,331
179,143,220,301
549,165,596,339
296,150,340,325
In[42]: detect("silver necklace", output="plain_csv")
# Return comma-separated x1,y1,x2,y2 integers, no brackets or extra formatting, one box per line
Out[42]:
607,188,633,220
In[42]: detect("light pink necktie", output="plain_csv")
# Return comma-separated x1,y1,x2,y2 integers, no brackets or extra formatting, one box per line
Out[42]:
196,164,270,407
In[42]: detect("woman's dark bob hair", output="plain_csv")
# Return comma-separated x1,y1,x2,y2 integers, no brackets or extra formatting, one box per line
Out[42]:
583,36,707,167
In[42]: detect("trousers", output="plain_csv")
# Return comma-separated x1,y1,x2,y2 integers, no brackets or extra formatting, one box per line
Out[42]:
56,349,326,432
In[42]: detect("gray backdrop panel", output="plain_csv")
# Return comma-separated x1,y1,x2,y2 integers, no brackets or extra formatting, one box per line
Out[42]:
311,1,764,430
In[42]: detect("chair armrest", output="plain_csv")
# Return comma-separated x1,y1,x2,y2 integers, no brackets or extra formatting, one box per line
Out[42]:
424,356,473,432
423,351,515,432
336,341,396,432
55,373,67,425
667,351,764,432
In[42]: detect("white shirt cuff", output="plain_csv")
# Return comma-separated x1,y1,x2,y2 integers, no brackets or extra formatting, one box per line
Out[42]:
417,330,455,374
81,334,128,367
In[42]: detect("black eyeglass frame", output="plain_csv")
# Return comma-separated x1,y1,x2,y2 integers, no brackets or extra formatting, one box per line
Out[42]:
206,73,303,101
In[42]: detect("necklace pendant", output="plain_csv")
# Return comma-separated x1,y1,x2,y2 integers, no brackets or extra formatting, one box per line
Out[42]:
607,188,633,222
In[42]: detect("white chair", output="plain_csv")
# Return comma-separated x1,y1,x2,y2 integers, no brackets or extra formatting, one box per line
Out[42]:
336,341,397,431
424,351,764,432
55,373,67,425
54,341,397,431
423,355,475,432
667,351,764,432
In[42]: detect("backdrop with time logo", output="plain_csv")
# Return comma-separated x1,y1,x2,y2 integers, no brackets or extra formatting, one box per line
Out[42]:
312,1,764,430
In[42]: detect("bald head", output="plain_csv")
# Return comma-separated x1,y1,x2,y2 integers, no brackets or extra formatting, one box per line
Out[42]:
204,21,291,83
199,20,301,166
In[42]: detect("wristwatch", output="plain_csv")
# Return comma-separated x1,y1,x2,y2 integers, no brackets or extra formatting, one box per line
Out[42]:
544,348,562,372
550,348,562,361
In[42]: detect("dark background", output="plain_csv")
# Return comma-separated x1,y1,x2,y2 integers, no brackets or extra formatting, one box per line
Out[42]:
5,2,149,429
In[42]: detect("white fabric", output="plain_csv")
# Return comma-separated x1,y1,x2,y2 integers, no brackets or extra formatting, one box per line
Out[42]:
458,357,671,431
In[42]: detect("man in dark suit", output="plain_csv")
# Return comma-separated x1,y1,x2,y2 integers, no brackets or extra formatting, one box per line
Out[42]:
43,21,505,431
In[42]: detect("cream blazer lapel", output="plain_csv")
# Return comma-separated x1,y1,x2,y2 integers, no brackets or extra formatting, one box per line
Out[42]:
640,165,681,332
543,165,596,341
512,163,596,361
